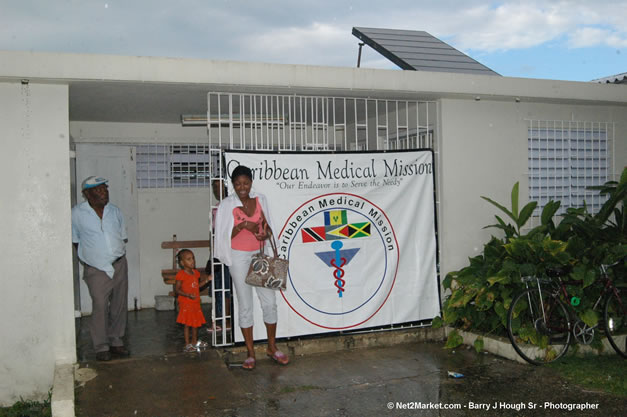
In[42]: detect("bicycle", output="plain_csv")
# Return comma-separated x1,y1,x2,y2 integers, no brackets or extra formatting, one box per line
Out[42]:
506,259,626,365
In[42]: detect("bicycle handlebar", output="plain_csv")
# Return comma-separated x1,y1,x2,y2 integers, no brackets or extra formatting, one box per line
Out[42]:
520,276,552,284
601,256,626,270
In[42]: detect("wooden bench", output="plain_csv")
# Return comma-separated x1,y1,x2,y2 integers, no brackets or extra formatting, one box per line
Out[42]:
161,235,211,297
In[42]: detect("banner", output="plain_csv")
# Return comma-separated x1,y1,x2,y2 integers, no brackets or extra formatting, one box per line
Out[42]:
224,151,439,341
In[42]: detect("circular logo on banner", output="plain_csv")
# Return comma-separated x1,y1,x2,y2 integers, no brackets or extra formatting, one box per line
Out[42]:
277,193,399,329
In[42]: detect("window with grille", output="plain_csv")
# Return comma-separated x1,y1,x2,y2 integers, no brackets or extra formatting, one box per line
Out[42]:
136,144,219,188
528,120,613,217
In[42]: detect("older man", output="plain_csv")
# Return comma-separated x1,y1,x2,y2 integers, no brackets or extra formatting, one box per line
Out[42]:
72,176,130,361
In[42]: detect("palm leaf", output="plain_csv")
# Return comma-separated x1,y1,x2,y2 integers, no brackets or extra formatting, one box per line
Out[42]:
541,200,561,225
517,201,538,230
481,196,516,225
511,182,520,219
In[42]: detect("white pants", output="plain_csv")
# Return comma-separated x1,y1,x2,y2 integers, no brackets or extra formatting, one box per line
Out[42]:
230,249,278,328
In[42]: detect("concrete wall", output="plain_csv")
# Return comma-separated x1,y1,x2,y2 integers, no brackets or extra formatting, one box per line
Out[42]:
437,98,627,278
138,189,211,305
0,82,75,405
3,51,626,106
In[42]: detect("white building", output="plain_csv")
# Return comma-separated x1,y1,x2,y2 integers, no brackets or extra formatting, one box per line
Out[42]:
0,50,625,405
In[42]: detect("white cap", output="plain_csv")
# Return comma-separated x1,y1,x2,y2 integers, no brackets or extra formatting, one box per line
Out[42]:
81,176,108,190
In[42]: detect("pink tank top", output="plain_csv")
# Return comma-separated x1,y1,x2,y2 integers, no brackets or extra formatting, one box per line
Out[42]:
231,197,263,251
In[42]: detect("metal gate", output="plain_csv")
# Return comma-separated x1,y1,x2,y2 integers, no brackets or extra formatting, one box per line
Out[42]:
207,93,438,346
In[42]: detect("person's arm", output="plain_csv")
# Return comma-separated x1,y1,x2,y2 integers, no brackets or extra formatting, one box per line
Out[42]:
231,220,245,239
200,272,212,287
118,207,128,242
255,210,272,241
214,200,233,266
175,280,195,299
232,218,259,239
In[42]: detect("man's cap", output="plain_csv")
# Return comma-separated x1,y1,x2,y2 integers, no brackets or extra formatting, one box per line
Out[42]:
81,176,108,190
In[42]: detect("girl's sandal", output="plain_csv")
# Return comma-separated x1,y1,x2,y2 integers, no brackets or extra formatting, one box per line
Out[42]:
267,350,289,365
242,357,256,370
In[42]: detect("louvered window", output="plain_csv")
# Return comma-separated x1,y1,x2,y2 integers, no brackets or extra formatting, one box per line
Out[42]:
528,120,613,217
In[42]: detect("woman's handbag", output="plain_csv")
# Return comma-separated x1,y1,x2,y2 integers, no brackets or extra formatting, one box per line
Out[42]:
245,230,288,291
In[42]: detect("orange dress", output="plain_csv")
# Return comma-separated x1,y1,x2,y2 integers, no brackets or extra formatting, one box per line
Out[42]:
176,269,206,328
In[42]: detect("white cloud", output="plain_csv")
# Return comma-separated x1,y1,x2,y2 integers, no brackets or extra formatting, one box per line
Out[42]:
0,0,626,66
340,1,627,53
569,27,627,48
449,3,570,51
246,23,346,53
236,22,355,66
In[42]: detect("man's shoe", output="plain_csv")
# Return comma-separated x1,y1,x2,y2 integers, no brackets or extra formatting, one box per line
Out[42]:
96,351,112,361
110,346,130,357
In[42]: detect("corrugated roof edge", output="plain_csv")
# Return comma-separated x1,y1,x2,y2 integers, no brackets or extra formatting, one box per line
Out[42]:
591,72,627,84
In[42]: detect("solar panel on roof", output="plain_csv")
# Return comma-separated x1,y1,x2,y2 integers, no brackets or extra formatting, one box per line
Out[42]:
352,27,500,76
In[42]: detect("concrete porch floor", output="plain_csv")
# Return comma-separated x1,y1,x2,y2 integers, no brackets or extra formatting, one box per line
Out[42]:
73,308,626,416
75,304,232,362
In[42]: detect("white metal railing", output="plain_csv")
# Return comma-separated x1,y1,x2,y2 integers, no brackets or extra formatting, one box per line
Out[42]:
206,93,436,152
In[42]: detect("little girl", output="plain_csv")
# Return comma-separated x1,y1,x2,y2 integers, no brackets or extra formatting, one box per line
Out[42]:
175,249,211,352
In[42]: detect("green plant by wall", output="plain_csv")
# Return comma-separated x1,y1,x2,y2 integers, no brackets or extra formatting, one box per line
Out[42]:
434,167,627,350
0,393,51,417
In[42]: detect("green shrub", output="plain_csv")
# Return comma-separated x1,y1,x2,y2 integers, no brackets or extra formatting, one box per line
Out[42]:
439,168,627,350
0,393,51,417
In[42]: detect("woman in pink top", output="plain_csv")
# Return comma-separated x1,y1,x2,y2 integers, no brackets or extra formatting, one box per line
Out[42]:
214,165,289,370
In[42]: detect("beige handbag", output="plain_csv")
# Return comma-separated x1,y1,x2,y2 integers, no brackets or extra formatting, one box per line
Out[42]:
245,230,288,291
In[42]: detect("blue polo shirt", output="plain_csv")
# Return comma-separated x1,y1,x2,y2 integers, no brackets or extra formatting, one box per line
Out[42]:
72,201,127,278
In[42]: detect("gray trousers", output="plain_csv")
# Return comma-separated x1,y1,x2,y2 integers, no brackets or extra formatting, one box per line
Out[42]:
83,256,128,352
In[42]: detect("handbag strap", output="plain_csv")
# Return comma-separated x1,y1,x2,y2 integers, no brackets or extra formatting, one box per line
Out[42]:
258,210,279,258
266,229,279,257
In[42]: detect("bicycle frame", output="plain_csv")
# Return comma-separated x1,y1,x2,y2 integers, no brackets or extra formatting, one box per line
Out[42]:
510,259,626,363
523,263,621,341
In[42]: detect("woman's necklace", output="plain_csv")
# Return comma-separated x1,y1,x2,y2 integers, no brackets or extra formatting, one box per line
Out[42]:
241,198,251,214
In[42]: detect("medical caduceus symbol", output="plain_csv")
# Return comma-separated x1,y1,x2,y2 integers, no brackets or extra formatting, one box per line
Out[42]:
330,241,346,297
302,209,371,298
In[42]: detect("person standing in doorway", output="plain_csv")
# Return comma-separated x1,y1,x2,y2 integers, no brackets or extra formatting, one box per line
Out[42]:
72,176,130,361
207,178,231,332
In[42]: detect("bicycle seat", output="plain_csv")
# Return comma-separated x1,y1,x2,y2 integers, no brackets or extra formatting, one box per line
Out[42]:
545,266,570,278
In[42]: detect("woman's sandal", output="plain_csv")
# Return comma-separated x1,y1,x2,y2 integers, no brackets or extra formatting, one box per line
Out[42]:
267,350,289,365
242,357,256,370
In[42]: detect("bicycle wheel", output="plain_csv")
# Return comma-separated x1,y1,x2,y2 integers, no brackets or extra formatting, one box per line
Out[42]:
604,289,627,358
507,288,571,365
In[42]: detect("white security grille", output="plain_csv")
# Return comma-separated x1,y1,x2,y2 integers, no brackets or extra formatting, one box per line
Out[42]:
206,93,436,152
136,144,220,188
528,120,614,217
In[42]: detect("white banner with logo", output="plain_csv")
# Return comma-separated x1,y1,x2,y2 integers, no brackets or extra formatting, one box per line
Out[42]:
224,151,439,341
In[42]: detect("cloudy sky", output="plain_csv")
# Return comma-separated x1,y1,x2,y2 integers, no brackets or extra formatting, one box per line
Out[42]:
1,0,626,81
